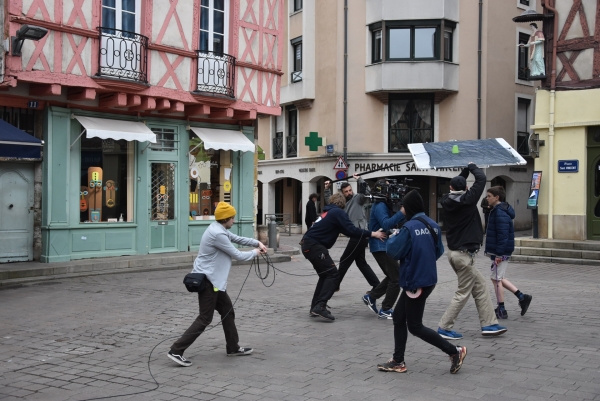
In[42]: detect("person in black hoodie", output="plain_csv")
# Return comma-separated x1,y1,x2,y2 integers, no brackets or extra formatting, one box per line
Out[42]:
301,192,387,321
378,190,467,375
437,163,508,340
305,193,318,230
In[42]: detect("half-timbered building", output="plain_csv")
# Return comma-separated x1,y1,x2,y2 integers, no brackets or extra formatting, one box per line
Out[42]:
0,0,284,262
525,0,600,240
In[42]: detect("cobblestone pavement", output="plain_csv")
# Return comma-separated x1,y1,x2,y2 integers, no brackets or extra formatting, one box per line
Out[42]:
1,234,599,401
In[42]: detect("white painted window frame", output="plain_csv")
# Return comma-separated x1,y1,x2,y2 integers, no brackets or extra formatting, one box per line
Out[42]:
101,0,141,33
199,0,230,54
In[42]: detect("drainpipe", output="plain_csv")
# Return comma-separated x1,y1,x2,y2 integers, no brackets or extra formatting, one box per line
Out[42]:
343,0,348,162
543,0,558,239
477,0,483,139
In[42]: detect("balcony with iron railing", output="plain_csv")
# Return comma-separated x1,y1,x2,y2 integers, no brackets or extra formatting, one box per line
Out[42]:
273,136,283,159
97,27,148,83
286,135,297,157
196,51,236,98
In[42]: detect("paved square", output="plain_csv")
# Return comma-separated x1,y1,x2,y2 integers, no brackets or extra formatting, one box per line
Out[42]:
1,235,599,401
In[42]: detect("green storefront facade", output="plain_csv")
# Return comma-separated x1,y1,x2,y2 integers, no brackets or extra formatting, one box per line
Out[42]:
41,106,256,263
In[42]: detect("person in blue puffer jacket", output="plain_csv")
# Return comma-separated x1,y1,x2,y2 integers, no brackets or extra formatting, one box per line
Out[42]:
377,190,467,375
484,186,532,320
363,188,405,320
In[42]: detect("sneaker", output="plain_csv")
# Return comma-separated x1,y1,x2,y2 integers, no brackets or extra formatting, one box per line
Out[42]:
481,324,507,336
437,328,463,340
378,309,393,319
519,294,532,316
449,346,467,374
167,351,191,367
377,358,407,373
227,347,253,356
495,306,508,319
309,304,330,317
310,303,335,321
362,294,378,314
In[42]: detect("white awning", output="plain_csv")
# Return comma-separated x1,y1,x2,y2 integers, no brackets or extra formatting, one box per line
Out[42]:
74,115,157,143
189,127,255,153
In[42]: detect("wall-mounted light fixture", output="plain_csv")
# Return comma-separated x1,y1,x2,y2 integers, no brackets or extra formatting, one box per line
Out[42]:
11,25,49,56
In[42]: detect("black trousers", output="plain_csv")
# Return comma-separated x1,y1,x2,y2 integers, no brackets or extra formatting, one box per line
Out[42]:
392,285,457,363
301,239,340,308
369,251,400,311
337,236,380,290
170,281,240,355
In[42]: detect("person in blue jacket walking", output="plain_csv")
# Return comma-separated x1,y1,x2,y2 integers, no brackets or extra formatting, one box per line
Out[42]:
485,186,532,319
378,190,467,374
363,181,405,319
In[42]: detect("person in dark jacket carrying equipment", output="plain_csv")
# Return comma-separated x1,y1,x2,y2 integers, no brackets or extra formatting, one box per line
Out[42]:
301,192,387,321
485,186,532,319
377,190,467,375
437,163,507,340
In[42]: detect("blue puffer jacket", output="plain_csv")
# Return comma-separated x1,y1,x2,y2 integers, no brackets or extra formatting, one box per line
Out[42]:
485,202,515,257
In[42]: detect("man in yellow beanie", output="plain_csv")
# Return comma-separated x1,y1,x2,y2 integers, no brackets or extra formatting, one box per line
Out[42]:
168,202,267,367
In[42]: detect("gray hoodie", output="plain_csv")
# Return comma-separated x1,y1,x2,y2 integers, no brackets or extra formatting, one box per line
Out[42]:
325,178,369,229
191,222,259,291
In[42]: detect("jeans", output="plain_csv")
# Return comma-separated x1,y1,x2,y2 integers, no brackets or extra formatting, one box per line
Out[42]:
438,251,498,330
393,285,457,363
338,236,380,290
369,252,400,311
301,239,340,308
171,281,240,355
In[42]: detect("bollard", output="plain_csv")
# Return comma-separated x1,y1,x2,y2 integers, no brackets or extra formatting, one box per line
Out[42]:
268,215,278,252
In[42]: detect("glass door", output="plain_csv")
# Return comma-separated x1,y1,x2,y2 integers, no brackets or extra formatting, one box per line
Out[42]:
149,162,178,251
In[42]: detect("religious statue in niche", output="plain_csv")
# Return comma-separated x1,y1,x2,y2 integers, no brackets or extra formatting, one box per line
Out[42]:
519,23,546,79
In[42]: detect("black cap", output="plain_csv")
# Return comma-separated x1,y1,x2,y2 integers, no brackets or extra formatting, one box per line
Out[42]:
402,190,425,220
450,176,466,191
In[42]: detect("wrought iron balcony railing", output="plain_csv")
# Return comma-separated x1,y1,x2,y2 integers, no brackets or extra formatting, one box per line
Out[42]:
196,51,236,98
97,27,148,83
273,137,283,159
291,70,302,83
286,135,297,157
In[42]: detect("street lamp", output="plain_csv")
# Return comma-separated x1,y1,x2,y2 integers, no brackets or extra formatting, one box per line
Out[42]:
11,25,49,56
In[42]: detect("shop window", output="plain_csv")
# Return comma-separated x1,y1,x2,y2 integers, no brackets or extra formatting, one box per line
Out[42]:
389,96,434,152
151,127,177,151
80,138,134,223
188,133,227,219
0,107,36,134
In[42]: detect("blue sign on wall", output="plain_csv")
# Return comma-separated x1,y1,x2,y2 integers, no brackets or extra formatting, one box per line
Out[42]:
326,144,334,153
558,160,578,173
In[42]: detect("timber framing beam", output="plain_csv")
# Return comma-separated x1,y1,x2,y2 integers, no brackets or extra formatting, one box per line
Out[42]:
158,101,185,114
234,110,257,120
210,108,234,119
155,99,171,111
185,104,211,117
67,88,96,101
99,93,128,108
129,97,156,112
29,84,61,97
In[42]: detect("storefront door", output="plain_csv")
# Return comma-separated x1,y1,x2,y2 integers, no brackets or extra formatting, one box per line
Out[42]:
586,144,600,240
0,164,34,262
149,162,179,252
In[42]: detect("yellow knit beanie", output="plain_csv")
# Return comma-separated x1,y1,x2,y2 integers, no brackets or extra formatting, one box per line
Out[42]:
215,202,236,220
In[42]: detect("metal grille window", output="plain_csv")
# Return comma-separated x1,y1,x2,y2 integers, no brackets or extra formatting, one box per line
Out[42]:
286,108,298,157
150,127,177,151
0,107,36,134
151,163,175,220
517,98,531,156
273,132,283,159
518,32,530,80
389,96,433,152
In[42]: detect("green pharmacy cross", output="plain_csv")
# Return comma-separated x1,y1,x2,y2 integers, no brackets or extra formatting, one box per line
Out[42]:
305,131,323,151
